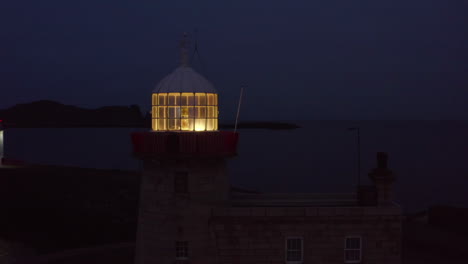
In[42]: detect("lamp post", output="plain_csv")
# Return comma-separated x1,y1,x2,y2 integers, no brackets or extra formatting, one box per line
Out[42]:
348,127,361,186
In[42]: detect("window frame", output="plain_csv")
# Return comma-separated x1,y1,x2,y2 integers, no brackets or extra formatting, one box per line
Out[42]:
151,92,218,131
344,236,362,263
285,236,304,264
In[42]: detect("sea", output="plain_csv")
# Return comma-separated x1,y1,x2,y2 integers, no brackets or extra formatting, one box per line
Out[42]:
4,120,468,213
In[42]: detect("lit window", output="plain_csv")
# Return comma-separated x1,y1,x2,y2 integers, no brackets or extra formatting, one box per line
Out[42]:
286,237,303,263
175,241,188,260
151,92,218,131
344,237,362,263
174,172,188,193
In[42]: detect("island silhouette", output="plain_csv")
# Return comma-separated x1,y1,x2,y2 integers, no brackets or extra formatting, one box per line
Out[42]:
0,100,299,130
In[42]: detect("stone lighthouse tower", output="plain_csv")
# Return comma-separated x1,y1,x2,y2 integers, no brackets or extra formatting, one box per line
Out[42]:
131,34,238,264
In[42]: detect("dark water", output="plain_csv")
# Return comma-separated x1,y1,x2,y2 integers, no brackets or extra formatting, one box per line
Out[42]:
4,121,468,213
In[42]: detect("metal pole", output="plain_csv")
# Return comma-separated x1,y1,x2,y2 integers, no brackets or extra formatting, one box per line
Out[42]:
234,86,244,132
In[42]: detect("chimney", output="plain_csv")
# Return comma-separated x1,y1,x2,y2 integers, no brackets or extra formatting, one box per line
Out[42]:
368,152,396,206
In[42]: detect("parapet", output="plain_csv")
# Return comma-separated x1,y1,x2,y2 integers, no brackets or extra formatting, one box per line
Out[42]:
131,131,239,159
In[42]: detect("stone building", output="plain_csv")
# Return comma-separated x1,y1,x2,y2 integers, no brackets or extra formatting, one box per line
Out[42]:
131,35,402,264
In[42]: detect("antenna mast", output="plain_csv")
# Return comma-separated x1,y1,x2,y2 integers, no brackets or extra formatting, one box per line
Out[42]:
180,32,189,66
234,85,245,132
190,29,207,75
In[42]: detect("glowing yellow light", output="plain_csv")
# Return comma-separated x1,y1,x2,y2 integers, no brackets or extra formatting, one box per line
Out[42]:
158,119,166,130
158,94,167,105
152,92,218,132
195,119,206,131
181,107,189,118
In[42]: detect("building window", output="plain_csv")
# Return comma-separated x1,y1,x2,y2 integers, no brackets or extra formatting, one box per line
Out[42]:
152,92,218,131
174,172,188,193
344,236,362,263
285,237,303,263
175,241,188,260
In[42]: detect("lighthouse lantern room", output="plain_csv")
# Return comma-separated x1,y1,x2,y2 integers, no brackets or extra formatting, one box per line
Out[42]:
151,33,218,132
132,34,238,264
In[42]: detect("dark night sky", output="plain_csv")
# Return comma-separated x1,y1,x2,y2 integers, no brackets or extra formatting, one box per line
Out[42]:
1,0,467,120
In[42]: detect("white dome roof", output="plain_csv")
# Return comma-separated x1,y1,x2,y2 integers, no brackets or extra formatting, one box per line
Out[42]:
153,66,217,94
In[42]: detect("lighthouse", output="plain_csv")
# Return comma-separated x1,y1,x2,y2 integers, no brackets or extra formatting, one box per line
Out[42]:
131,34,238,264
130,34,401,264
150,33,218,132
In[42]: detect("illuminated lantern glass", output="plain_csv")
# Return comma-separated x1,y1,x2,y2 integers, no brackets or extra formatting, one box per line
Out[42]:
151,92,218,131
151,35,218,132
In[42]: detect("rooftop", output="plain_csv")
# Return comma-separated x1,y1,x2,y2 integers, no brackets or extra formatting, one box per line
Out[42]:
229,192,358,207
153,66,217,94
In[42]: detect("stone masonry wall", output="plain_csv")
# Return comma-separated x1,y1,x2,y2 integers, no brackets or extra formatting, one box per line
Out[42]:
209,207,402,264
134,159,401,264
135,159,229,264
